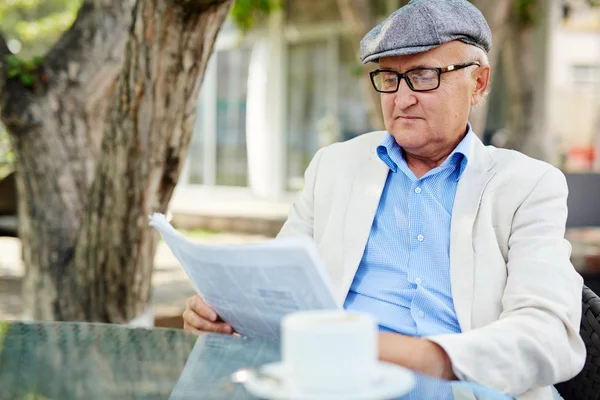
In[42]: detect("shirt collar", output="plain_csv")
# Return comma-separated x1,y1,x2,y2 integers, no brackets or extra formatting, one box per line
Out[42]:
376,123,474,180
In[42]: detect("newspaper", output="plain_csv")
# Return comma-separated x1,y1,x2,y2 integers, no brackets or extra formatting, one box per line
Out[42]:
149,213,340,340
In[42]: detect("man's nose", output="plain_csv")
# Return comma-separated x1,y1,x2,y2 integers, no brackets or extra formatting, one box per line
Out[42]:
394,78,418,109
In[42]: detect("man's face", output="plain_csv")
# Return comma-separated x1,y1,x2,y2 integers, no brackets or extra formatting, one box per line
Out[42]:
377,41,489,156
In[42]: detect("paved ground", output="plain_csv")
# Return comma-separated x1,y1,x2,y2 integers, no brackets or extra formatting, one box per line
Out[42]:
0,232,269,322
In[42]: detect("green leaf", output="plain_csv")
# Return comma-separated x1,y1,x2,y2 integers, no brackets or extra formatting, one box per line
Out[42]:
24,61,36,71
20,73,34,86
32,56,45,66
350,64,363,77
0,321,8,358
230,0,282,31
4,55,22,67
7,67,20,78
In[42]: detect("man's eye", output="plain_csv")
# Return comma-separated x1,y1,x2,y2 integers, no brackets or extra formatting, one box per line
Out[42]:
415,76,432,82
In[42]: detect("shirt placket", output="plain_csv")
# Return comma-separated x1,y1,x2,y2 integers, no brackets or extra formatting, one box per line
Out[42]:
407,178,425,334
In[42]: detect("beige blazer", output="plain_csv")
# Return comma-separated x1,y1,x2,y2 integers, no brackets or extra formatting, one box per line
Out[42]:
277,131,586,400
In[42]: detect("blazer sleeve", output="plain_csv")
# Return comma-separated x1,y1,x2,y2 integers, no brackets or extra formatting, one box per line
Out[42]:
427,167,586,397
276,148,325,239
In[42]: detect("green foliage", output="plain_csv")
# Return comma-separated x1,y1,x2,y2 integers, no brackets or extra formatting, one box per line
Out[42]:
23,394,53,400
4,54,45,87
513,0,538,27
230,0,282,31
0,0,83,58
0,123,13,179
0,321,8,358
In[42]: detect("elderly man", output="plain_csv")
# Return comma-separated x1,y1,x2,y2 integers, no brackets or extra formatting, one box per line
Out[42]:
182,0,585,398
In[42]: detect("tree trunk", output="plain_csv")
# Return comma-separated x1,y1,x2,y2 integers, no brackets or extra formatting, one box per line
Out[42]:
0,0,232,322
336,0,385,130
69,0,233,323
1,0,137,320
502,0,555,162
468,0,512,135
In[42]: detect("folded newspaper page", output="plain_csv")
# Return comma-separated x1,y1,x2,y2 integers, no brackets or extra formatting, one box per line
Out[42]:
149,213,340,340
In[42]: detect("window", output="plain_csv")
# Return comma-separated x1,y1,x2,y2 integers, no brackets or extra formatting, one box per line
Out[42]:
187,86,206,184
215,49,252,186
286,40,331,190
572,64,600,86
186,47,252,187
286,36,373,191
338,37,372,140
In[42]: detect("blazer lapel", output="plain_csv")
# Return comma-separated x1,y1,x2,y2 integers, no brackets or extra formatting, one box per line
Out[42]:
450,137,495,332
338,154,389,304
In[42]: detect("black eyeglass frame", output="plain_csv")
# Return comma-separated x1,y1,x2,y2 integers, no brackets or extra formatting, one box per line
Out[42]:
369,61,482,93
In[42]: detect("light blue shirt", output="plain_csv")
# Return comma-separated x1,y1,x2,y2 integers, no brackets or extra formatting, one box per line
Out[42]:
343,125,473,337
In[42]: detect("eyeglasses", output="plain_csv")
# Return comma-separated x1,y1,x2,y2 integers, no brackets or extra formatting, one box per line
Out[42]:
369,61,481,93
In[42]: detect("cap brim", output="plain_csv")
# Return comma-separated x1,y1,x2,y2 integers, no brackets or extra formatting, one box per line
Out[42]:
361,44,441,64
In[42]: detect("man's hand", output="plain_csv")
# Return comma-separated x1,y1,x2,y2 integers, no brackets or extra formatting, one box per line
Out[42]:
182,294,234,334
378,332,457,380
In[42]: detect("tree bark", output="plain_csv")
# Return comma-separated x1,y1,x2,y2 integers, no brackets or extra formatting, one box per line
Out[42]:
1,0,232,322
0,34,10,105
468,0,512,135
336,0,385,130
502,0,555,162
2,0,137,320
68,0,233,322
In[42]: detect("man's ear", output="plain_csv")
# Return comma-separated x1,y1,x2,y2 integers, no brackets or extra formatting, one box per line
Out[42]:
471,65,491,106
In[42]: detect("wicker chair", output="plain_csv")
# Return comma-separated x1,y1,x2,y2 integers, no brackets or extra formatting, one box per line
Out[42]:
555,285,600,400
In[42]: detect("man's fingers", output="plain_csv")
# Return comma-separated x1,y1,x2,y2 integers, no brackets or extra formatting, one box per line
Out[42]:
187,295,217,322
183,295,233,334
215,322,233,334
182,308,233,334
182,308,208,330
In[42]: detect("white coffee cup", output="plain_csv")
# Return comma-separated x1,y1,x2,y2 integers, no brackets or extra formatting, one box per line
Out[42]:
281,310,378,393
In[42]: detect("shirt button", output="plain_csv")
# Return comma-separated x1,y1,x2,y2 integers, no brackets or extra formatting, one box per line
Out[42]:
415,187,422,194
418,311,425,318
417,234,424,242
415,278,422,285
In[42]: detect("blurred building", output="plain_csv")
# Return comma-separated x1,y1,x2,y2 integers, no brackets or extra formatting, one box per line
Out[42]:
172,0,600,210
173,0,398,206
551,3,600,171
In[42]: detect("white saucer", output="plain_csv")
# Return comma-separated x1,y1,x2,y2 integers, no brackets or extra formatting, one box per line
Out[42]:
243,361,416,400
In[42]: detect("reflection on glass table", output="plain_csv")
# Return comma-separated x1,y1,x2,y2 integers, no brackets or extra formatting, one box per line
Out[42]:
0,322,512,400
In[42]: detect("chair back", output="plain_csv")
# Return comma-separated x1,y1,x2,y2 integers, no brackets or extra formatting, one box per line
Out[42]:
555,285,600,400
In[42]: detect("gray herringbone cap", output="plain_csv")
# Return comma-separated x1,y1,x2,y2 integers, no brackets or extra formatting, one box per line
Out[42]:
360,0,492,64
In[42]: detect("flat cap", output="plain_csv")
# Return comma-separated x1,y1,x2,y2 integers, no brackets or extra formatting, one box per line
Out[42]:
360,0,492,64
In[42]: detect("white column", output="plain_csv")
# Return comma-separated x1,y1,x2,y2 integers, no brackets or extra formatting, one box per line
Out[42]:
246,11,286,200
203,57,218,186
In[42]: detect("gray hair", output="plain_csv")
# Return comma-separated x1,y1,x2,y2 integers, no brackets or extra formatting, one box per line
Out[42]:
459,44,491,112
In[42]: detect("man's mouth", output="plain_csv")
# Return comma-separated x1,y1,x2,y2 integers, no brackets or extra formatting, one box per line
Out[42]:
397,116,421,120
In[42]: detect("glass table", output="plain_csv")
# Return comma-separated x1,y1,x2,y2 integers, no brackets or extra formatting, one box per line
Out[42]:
0,321,512,399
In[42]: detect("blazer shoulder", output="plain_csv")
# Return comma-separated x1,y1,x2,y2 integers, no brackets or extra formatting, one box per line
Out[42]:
486,146,564,182
321,131,387,163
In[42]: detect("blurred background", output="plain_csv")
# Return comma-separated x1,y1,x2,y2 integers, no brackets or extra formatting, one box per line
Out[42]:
0,0,599,326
